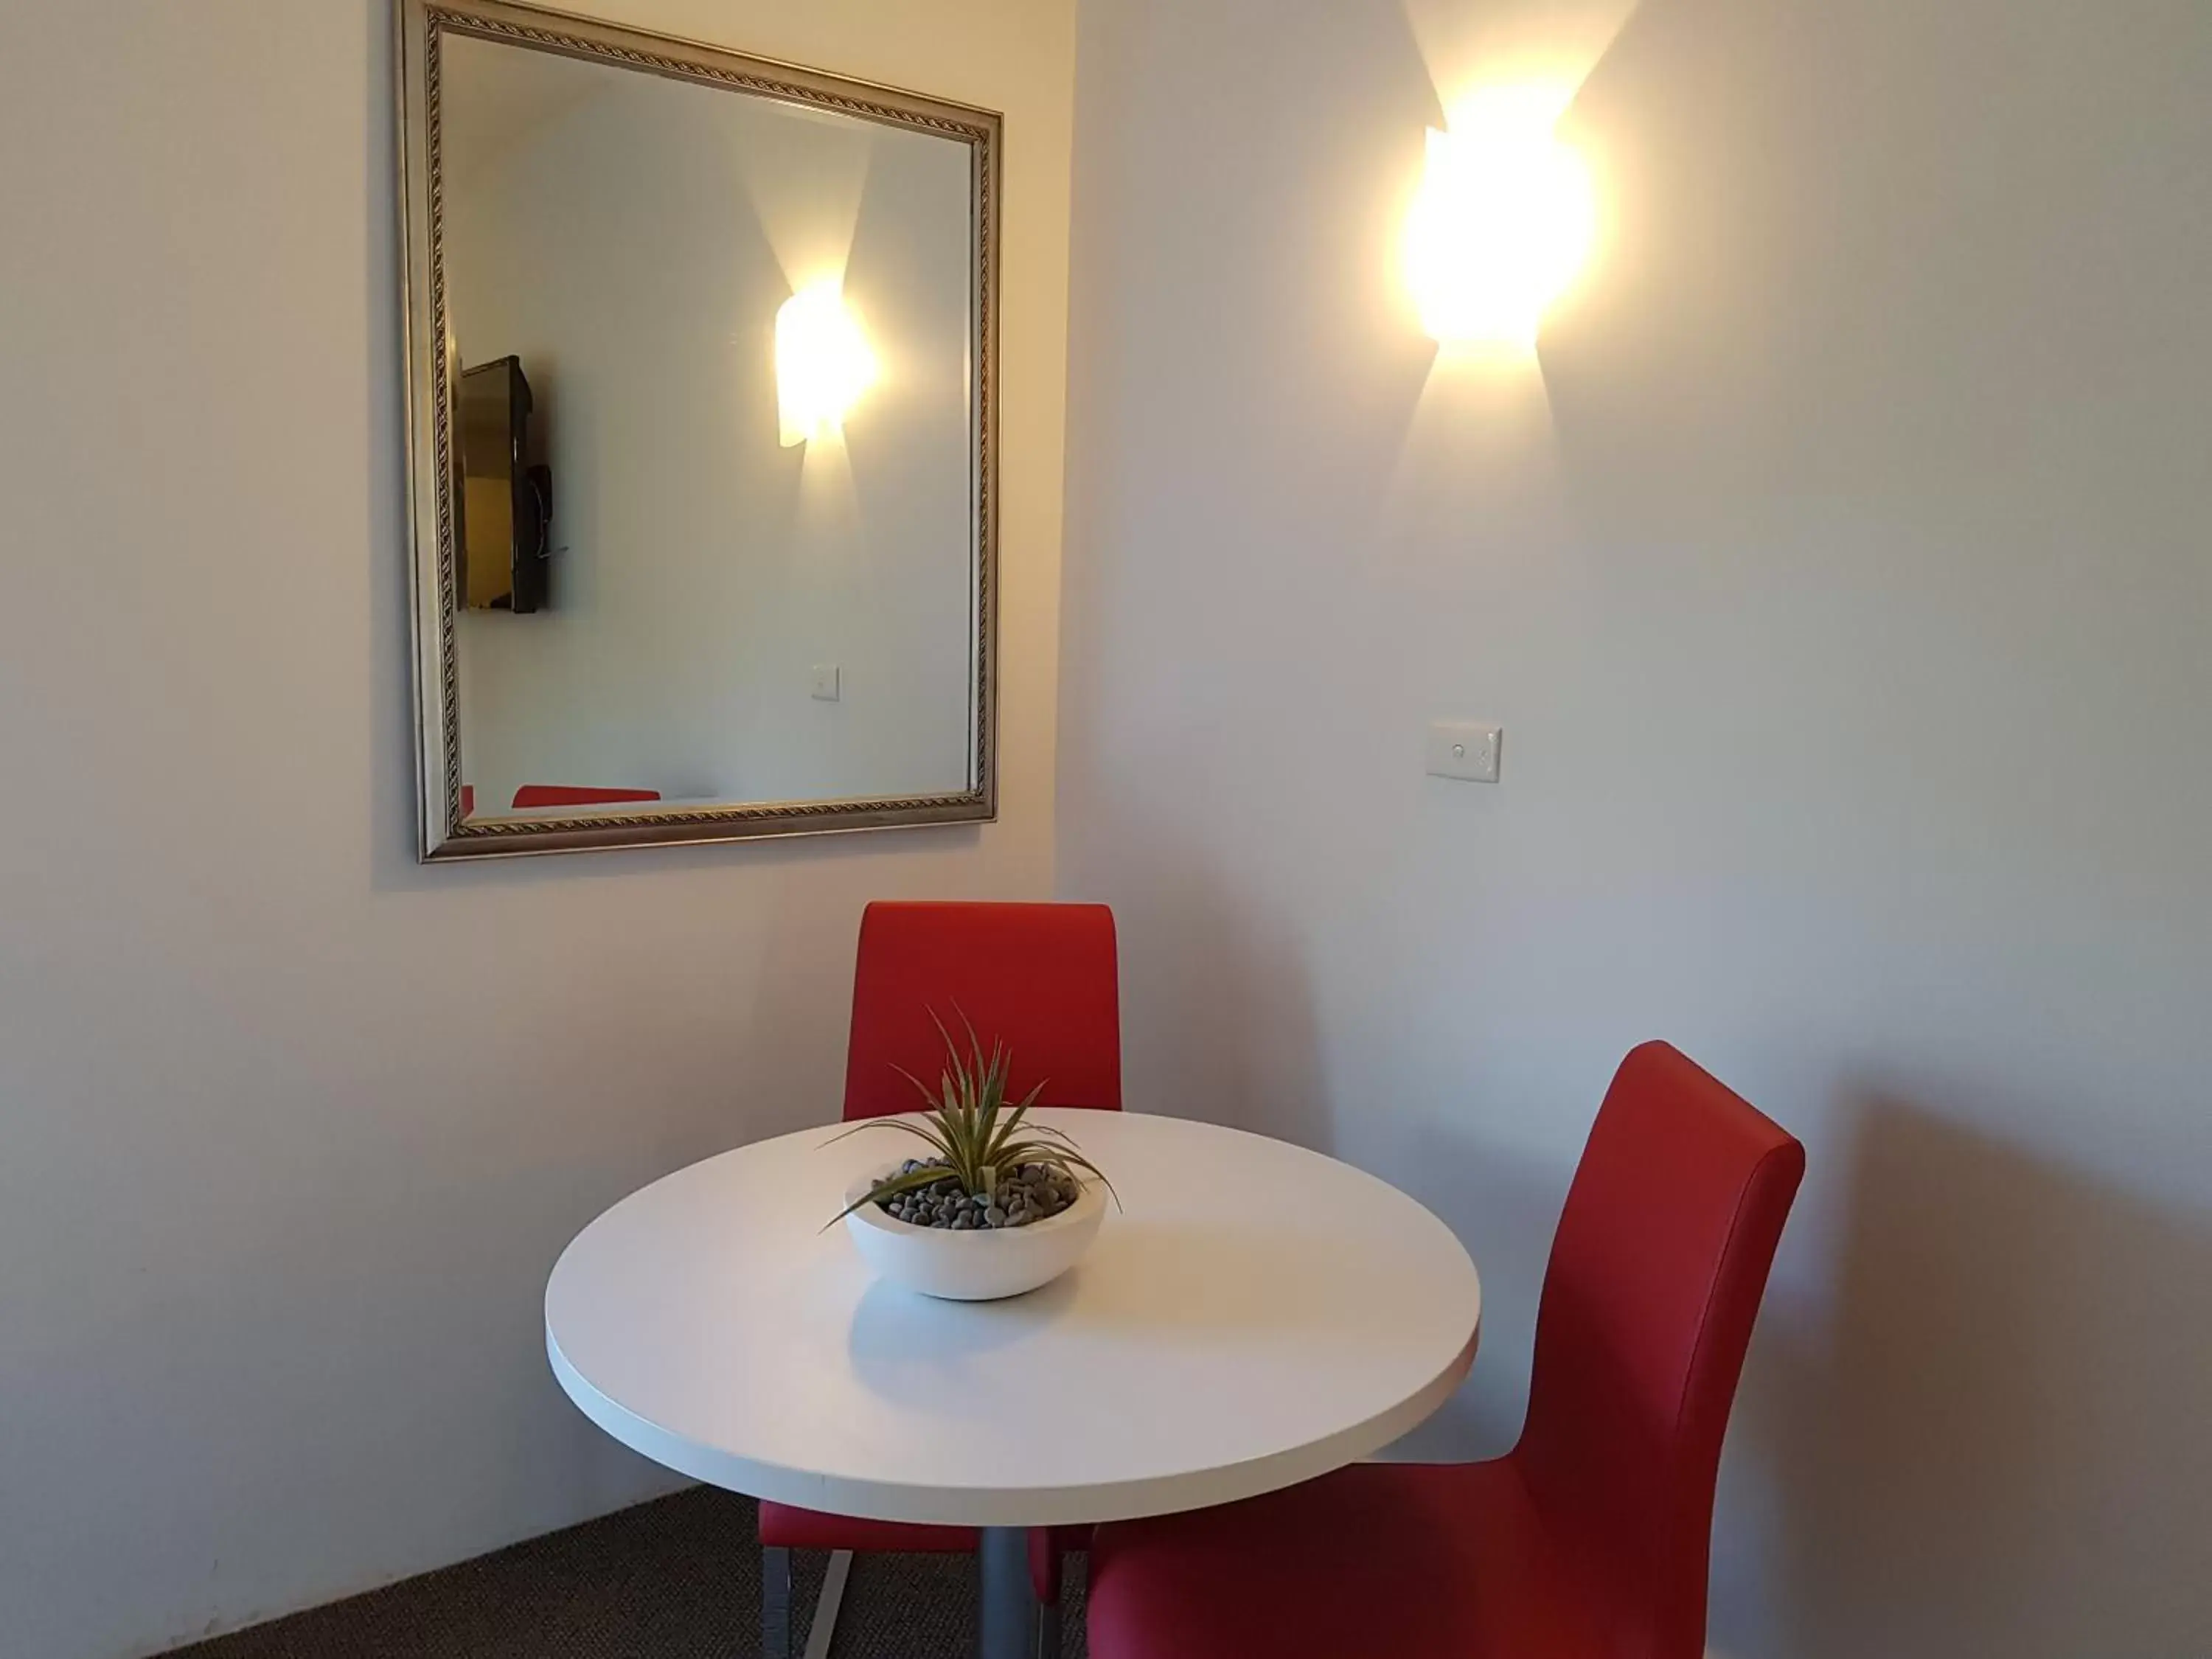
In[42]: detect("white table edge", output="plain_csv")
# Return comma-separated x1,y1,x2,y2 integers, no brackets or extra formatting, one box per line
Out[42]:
545,1314,1479,1528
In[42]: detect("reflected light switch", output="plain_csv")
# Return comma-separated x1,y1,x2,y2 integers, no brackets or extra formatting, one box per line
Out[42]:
810,663,841,702
1427,720,1500,783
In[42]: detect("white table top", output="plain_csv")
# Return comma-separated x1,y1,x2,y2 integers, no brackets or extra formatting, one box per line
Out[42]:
545,1110,1481,1527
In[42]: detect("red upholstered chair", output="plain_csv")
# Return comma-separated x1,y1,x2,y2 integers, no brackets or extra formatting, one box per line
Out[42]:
509,785,661,809
1087,1041,1804,1659
760,900,1122,1659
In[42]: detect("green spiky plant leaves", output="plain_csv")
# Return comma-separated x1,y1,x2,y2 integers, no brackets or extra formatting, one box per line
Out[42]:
824,1008,1116,1228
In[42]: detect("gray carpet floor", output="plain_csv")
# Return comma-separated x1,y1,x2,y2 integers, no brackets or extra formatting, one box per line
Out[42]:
161,1489,1088,1659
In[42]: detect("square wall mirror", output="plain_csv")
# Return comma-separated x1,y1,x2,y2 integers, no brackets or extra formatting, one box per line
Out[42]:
397,0,999,859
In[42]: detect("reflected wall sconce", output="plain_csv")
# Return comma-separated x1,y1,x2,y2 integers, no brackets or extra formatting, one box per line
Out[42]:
1403,89,1595,351
776,278,876,446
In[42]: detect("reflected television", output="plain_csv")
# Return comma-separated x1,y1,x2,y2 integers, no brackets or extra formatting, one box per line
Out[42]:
458,355,550,613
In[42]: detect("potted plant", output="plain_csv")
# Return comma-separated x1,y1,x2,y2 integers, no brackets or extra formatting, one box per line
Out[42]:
827,1012,1115,1300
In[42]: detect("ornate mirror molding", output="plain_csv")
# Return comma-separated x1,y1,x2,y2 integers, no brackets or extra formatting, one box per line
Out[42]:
397,0,1000,859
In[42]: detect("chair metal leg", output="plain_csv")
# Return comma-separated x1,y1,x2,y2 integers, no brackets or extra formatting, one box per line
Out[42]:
763,1546,793,1659
1039,1593,1063,1659
763,1545,853,1659
802,1550,853,1659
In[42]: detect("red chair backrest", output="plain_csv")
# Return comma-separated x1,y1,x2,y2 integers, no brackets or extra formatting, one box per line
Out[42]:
511,785,662,810
841,902,1122,1122
1514,1042,1804,1659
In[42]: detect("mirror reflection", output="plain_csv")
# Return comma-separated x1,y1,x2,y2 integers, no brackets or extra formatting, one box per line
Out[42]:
438,32,982,825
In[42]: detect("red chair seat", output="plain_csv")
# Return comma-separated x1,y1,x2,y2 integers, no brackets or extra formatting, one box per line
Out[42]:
757,1503,978,1554
757,1502,1081,1600
1089,1461,1607,1659
509,784,660,809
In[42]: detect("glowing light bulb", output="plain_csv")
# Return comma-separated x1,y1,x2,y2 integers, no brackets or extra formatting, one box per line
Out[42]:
776,279,876,447
1404,88,1596,351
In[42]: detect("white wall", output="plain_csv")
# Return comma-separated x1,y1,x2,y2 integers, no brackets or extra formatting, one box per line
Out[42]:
0,1,1072,1655
447,46,977,810
1059,1,2211,1656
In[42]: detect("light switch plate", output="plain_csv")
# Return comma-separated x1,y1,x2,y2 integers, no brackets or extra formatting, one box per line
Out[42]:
1427,720,1501,783
810,663,841,702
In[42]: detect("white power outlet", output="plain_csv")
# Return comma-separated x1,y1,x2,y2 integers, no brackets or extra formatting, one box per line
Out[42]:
810,663,841,702
1426,720,1501,783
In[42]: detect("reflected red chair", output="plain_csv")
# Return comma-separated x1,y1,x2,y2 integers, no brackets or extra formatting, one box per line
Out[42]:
509,784,661,809
1087,1041,1805,1659
760,900,1122,1659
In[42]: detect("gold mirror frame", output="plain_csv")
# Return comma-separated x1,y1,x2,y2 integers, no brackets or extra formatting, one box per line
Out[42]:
396,0,1000,860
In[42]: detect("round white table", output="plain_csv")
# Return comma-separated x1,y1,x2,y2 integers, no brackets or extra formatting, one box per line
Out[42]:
546,1110,1480,1659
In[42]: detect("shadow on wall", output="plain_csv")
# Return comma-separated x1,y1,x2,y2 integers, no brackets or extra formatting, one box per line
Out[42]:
1376,1114,1570,1461
1084,809,1332,1154
1764,1098,2211,1659
1073,807,1568,1463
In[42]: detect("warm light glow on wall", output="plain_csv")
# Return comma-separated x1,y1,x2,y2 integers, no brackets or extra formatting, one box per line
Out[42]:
1403,88,1596,352
776,279,876,446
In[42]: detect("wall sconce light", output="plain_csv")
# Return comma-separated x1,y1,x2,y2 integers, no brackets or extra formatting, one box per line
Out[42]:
776,278,876,447
1403,90,1595,351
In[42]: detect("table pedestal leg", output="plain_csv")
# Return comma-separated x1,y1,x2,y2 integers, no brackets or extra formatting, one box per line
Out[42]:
978,1526,1038,1659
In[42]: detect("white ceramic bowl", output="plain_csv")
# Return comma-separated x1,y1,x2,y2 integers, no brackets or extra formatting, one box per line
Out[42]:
842,1165,1106,1301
